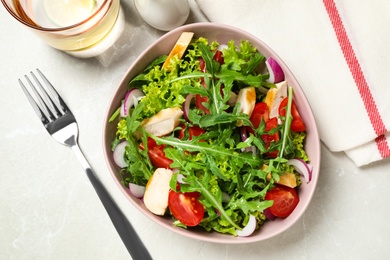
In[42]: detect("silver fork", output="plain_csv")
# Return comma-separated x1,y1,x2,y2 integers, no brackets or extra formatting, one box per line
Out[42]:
19,69,152,260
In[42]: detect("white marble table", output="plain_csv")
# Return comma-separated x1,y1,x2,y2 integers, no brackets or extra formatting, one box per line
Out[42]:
1,1,389,259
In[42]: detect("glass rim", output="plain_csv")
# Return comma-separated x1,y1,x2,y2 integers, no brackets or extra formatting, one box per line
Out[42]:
1,0,111,31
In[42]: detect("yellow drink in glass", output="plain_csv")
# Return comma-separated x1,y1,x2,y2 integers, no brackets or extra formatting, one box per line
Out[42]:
2,0,124,57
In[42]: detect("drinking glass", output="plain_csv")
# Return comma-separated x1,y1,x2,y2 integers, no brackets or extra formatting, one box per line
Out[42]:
1,0,125,58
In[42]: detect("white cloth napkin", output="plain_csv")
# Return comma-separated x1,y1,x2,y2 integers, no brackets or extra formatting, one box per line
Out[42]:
195,0,390,167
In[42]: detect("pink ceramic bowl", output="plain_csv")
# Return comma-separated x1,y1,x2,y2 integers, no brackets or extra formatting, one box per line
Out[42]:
103,22,320,244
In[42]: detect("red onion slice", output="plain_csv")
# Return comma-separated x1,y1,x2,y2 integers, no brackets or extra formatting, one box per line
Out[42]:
182,94,195,121
217,44,228,51
113,141,128,168
129,183,146,198
241,146,257,155
240,126,248,141
263,208,276,220
236,214,257,237
120,88,145,117
287,158,313,183
176,173,188,184
265,57,285,83
239,127,257,154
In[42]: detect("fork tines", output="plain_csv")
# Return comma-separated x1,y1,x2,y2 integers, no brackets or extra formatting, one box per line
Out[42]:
19,69,67,124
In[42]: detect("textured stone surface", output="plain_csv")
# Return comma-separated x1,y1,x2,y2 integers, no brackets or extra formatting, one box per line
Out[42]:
0,1,389,259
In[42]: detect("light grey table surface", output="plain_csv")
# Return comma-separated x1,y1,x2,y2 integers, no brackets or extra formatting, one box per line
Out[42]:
1,1,389,259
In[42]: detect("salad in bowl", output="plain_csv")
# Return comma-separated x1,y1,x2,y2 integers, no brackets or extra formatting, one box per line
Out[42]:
103,23,320,244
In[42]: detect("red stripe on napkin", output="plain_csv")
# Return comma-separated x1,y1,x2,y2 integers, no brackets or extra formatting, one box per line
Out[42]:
323,0,390,159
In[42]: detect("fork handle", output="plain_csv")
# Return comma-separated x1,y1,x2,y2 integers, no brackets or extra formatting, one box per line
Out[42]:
71,144,152,260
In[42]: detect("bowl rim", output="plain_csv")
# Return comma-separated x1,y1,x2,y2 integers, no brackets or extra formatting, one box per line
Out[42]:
102,22,321,244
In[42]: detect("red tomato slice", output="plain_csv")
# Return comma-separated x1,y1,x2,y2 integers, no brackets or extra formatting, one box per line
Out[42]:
178,125,186,140
178,124,186,139
189,125,206,139
195,94,210,114
265,185,299,218
278,97,306,132
178,125,206,140
213,50,224,65
247,102,269,135
261,117,279,158
264,117,278,132
199,57,206,72
168,191,205,226
139,137,173,169
148,147,173,169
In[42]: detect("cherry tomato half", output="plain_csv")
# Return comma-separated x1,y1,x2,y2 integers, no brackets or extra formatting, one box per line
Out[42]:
168,191,205,226
265,185,299,218
139,137,173,169
278,97,306,132
195,94,210,114
199,57,206,72
213,50,224,65
261,117,280,158
178,125,206,140
247,102,269,135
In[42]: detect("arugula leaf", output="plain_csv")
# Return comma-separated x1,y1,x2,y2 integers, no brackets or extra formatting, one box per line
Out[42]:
121,102,153,184
198,42,220,78
244,51,265,75
197,42,227,115
152,135,262,167
229,197,273,215
198,112,253,128
144,55,168,72
218,67,266,87
108,106,121,123
181,83,209,96
279,86,294,158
